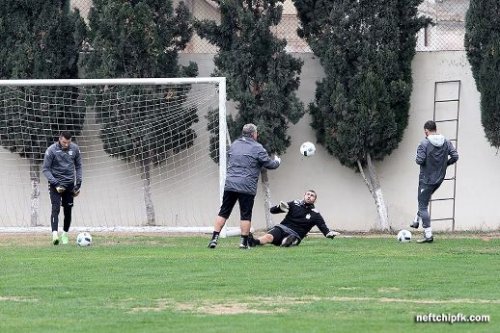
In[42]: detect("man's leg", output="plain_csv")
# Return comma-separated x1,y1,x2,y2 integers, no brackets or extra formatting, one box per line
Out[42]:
417,183,440,243
49,186,62,245
249,227,281,247
61,191,74,244
238,194,255,249
209,191,237,248
239,220,251,248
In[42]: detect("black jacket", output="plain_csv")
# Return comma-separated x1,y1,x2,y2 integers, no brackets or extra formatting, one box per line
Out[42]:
271,200,331,239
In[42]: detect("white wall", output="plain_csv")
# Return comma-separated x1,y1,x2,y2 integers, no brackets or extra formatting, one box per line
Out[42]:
1,51,499,232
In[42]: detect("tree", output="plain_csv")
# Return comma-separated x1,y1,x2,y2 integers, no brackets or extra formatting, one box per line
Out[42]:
465,0,500,149
195,0,304,227
80,0,198,225
0,0,86,226
293,0,431,230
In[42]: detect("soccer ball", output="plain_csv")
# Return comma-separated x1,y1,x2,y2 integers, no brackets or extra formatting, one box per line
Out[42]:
76,232,92,247
300,141,316,157
397,229,412,243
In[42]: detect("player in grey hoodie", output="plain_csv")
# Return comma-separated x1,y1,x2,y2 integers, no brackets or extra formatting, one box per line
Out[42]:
208,123,281,249
411,120,458,243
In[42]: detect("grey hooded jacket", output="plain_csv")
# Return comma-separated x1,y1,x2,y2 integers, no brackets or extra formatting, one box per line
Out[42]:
416,134,458,185
224,136,280,195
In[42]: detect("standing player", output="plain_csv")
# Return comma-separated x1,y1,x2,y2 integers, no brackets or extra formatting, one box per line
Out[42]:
248,190,339,247
411,120,458,243
42,131,83,245
208,123,281,249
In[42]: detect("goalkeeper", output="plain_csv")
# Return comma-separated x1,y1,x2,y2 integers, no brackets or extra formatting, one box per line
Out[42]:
42,131,83,245
249,190,339,247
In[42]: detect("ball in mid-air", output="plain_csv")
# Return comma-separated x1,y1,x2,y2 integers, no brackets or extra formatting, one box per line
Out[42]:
300,141,316,157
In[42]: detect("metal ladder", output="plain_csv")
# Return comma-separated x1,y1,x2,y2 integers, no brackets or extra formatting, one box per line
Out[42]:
429,80,460,231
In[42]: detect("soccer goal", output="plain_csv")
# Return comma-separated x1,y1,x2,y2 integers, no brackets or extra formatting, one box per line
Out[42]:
0,77,232,234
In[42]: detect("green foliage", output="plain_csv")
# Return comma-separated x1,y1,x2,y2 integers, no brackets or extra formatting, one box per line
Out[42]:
465,0,500,148
0,235,498,333
294,0,431,168
196,0,304,155
80,0,199,164
0,0,86,162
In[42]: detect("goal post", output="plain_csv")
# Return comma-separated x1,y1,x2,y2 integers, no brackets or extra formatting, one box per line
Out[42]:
0,77,236,234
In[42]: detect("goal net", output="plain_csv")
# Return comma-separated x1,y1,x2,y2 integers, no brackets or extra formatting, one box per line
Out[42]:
0,78,228,233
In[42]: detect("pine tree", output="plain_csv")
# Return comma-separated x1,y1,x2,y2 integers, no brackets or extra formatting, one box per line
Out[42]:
465,0,500,148
196,0,304,227
294,0,430,230
0,0,86,226
80,0,198,225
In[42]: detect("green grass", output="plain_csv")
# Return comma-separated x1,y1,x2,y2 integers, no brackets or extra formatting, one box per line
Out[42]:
0,233,498,333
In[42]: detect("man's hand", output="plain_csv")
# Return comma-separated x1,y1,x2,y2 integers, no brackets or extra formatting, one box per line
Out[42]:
279,201,289,213
326,230,340,239
274,154,281,164
55,186,66,194
73,181,82,197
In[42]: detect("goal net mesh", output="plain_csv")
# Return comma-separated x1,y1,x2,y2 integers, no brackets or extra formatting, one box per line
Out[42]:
0,78,225,231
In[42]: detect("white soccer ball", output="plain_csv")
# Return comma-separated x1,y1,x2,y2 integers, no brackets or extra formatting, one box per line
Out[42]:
77,232,93,247
397,229,412,243
300,141,316,157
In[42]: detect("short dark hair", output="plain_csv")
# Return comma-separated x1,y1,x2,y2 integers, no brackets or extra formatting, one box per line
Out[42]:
60,131,72,140
424,120,436,131
306,189,317,198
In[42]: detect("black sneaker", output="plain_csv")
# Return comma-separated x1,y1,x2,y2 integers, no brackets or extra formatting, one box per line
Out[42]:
417,236,434,243
239,243,249,249
208,239,218,248
281,235,299,247
247,233,256,247
409,221,419,229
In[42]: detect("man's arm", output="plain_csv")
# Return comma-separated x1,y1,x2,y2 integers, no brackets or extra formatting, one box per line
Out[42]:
257,147,280,170
74,147,83,185
315,214,332,236
42,148,58,186
415,140,427,165
447,140,459,165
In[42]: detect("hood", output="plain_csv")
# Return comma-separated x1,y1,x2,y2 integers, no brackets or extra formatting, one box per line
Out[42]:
427,134,445,147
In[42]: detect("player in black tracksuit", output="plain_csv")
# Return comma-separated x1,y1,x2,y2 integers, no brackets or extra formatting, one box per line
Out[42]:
249,190,339,247
42,131,82,245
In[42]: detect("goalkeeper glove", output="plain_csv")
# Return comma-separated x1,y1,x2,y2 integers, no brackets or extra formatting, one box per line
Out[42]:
326,230,340,239
279,201,289,213
73,181,82,197
55,186,66,194
274,154,281,164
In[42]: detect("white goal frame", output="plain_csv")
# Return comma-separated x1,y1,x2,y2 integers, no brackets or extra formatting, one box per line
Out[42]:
0,77,239,235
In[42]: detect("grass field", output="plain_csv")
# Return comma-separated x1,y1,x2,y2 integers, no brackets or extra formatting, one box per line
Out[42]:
0,232,498,333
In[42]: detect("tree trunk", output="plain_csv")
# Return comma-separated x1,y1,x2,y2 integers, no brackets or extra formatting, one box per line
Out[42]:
260,168,273,229
357,154,390,231
141,155,155,226
30,160,41,227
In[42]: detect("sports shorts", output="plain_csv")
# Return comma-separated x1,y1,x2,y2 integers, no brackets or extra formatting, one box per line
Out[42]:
218,190,255,221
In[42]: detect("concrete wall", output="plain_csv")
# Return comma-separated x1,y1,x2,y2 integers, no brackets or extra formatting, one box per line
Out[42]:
1,51,499,231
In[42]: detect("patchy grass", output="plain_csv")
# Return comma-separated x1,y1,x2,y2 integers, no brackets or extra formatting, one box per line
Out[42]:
0,233,498,333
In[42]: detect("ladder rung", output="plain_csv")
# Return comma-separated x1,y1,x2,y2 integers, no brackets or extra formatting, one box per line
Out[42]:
430,197,455,201
435,99,459,103
430,217,455,222
434,118,458,123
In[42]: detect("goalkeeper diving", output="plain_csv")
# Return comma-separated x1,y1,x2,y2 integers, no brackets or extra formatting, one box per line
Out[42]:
249,190,339,247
